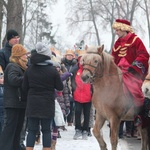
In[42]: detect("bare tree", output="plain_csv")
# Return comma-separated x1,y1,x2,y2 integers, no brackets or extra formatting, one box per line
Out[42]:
139,0,150,48
66,0,101,45
23,0,57,49
66,0,142,52
0,1,4,48
6,0,23,43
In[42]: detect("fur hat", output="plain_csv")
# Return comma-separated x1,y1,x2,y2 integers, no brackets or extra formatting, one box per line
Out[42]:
65,49,74,56
11,44,27,57
7,29,19,41
36,42,52,57
112,19,134,33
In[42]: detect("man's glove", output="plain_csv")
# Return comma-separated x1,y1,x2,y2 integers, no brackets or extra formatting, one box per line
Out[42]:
128,67,136,74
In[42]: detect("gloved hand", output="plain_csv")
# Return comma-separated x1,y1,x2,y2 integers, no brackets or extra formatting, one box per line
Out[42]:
66,107,70,116
128,67,136,74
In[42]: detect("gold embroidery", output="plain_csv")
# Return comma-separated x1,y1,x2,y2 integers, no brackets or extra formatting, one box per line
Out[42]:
125,36,138,46
114,35,138,57
119,50,127,54
120,47,127,51
113,45,121,52
118,53,127,57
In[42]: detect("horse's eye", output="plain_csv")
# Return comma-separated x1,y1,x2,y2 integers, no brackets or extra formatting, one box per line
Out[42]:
94,60,98,64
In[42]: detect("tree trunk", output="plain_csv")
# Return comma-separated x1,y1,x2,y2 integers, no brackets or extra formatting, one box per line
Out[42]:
0,1,3,48
6,0,23,43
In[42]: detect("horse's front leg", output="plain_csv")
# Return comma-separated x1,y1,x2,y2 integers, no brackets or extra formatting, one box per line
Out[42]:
109,118,120,150
93,113,107,150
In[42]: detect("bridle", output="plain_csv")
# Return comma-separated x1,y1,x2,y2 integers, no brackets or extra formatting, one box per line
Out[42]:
82,53,125,81
144,78,150,81
82,54,104,80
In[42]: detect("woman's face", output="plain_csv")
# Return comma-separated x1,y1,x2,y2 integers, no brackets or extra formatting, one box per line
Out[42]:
115,29,127,38
20,53,28,63
65,54,74,60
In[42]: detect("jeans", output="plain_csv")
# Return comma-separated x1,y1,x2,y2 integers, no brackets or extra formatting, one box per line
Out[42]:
26,117,52,147
67,101,74,123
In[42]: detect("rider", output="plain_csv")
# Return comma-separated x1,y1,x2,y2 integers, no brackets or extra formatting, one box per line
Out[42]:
112,19,149,127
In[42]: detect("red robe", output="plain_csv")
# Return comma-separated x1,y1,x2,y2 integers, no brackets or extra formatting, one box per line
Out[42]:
112,32,149,107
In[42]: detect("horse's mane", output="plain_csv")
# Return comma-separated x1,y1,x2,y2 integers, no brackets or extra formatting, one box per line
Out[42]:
102,51,113,73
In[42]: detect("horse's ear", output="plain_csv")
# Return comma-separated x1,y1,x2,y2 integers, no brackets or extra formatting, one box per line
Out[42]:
97,44,104,55
85,45,88,51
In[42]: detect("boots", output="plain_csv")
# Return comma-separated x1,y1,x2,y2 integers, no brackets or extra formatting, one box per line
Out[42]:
51,140,56,150
26,147,33,150
68,122,72,126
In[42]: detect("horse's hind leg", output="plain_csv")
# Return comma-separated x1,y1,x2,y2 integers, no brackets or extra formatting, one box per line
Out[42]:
138,126,148,150
93,114,107,150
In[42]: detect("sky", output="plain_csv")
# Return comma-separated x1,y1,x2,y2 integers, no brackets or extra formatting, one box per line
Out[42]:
51,1,77,50
50,1,150,52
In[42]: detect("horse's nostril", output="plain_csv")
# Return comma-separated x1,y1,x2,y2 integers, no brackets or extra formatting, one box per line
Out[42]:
146,88,149,93
81,75,89,82
86,75,89,79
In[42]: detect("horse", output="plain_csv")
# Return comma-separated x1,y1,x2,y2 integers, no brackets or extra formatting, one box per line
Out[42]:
141,73,150,149
80,45,150,150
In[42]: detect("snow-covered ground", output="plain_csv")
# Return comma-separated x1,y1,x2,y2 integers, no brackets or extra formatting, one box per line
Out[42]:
33,121,129,150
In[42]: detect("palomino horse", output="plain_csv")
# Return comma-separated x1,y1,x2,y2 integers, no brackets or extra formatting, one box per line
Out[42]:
80,45,150,150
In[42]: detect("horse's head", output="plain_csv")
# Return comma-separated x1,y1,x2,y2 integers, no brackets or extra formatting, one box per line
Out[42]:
80,45,104,83
142,73,150,98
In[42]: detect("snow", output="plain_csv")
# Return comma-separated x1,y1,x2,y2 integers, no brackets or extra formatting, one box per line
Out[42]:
33,122,129,150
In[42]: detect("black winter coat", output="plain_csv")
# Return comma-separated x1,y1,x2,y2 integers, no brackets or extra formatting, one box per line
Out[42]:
0,42,12,71
22,53,63,119
4,63,26,108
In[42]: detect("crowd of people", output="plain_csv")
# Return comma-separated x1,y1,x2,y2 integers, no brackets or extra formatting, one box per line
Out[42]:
0,18,150,150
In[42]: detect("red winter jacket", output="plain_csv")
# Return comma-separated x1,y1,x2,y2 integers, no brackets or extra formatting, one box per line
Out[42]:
73,63,92,103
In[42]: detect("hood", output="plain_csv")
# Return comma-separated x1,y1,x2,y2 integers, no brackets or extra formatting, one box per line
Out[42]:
30,53,51,64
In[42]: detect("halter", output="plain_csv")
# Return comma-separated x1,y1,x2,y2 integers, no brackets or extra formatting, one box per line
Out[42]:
145,78,150,81
82,54,104,80
82,52,125,82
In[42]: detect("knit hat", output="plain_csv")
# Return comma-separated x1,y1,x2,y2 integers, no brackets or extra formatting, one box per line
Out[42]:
7,29,19,41
65,49,74,56
11,44,27,57
36,42,52,57
112,19,134,33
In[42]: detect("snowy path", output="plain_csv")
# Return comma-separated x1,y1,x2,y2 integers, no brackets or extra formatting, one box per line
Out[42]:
32,122,129,150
